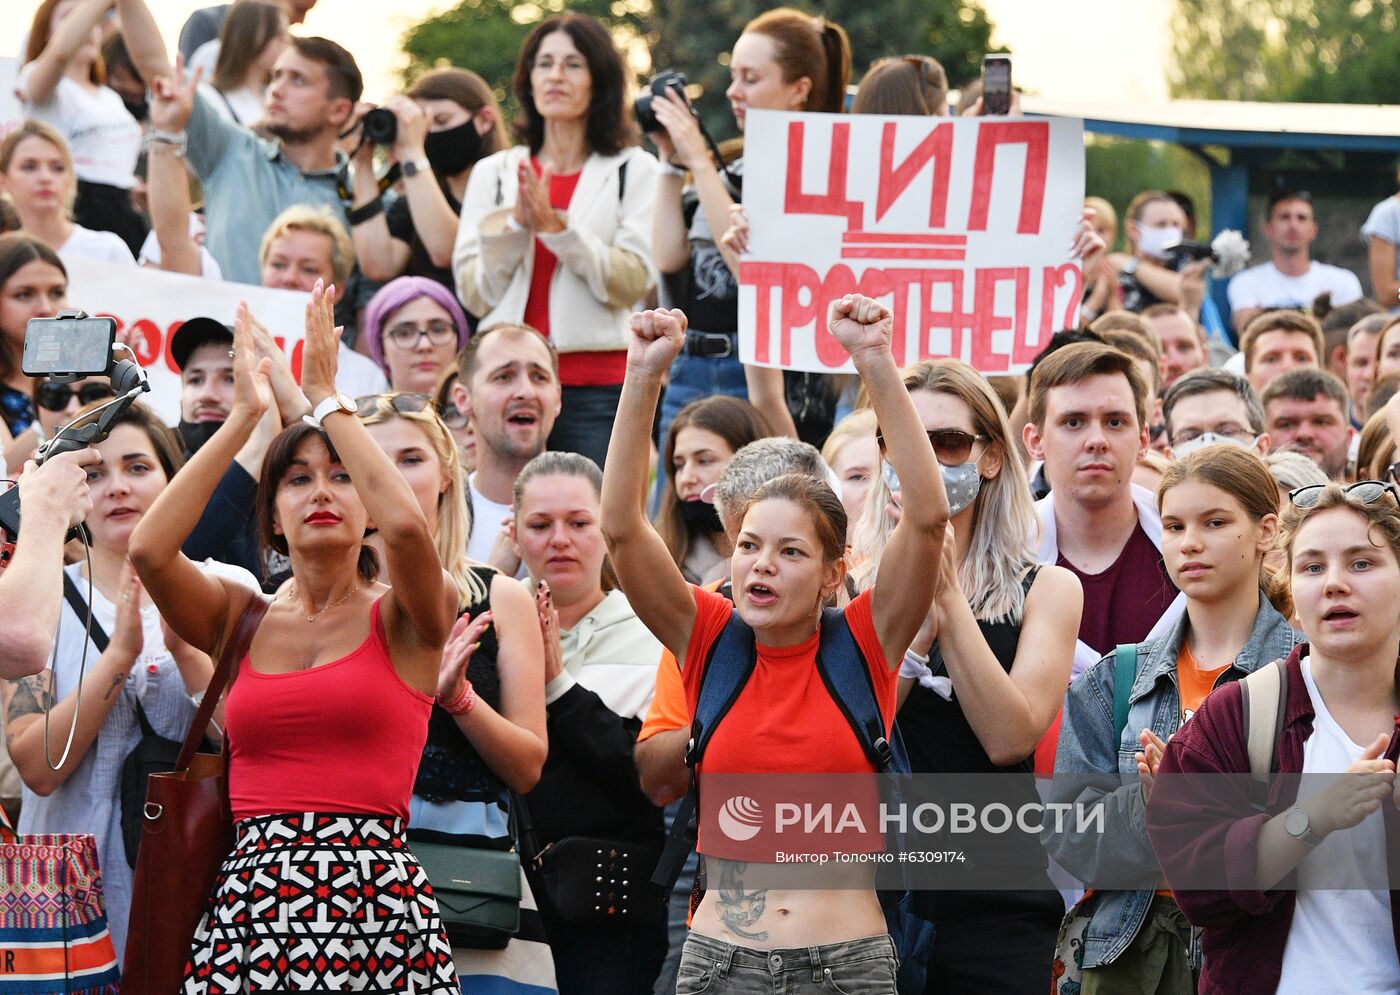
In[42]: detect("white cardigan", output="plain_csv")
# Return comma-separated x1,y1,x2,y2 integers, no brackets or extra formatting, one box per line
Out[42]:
452,144,658,354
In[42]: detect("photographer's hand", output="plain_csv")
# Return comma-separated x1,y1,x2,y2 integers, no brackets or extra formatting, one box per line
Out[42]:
651,90,708,171
1178,258,1209,317
19,449,98,530
387,95,429,162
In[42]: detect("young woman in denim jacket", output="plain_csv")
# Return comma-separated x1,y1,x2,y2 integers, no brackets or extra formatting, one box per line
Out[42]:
1047,445,1302,994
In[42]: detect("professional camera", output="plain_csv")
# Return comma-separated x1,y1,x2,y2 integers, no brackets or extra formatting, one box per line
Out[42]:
0,311,150,541
1163,229,1251,279
634,69,690,134
362,107,398,146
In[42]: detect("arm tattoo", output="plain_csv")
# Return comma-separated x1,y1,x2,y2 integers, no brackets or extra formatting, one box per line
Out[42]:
714,860,769,941
7,673,54,726
102,673,125,701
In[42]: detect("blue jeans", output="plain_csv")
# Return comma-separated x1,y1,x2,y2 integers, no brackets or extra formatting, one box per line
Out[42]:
651,350,749,515
548,383,625,470
676,932,899,994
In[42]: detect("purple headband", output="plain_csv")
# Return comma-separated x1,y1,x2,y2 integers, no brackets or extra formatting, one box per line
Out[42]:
363,276,471,372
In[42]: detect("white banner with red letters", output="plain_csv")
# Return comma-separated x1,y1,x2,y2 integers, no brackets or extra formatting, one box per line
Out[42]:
738,110,1086,375
64,261,309,425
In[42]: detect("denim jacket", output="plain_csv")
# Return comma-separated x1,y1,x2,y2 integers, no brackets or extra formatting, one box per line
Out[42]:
1042,591,1301,969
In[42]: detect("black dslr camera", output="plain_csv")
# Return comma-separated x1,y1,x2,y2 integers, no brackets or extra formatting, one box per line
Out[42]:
634,69,690,134
0,311,150,540
362,107,398,146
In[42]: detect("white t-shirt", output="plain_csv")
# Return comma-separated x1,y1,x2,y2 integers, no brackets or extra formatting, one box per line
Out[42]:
1277,656,1400,994
17,66,142,189
1227,260,1363,314
467,474,527,580
197,80,263,127
58,225,136,268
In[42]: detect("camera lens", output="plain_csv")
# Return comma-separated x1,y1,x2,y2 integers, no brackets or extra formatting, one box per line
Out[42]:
363,108,397,145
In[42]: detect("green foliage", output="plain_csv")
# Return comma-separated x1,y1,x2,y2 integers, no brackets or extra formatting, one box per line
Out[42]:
1169,0,1400,103
1085,137,1212,250
400,0,1002,141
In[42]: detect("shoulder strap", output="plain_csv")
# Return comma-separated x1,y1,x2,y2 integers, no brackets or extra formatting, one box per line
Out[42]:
1112,644,1137,742
1240,659,1286,785
813,607,901,772
62,571,110,653
686,609,757,769
618,159,628,201
174,595,271,772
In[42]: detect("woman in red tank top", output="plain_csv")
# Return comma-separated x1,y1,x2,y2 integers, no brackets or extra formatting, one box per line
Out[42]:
600,297,949,992
130,283,461,994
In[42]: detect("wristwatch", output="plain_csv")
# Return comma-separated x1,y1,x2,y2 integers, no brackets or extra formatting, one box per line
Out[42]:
303,392,357,428
402,158,430,178
1284,806,1325,848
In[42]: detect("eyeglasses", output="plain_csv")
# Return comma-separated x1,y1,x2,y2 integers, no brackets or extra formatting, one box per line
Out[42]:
355,392,434,417
383,321,458,349
1288,480,1400,509
437,400,467,429
1172,424,1256,445
876,427,986,466
36,381,115,412
1388,461,1400,487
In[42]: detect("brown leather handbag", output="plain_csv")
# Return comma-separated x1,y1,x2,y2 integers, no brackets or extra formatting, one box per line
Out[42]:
121,595,269,995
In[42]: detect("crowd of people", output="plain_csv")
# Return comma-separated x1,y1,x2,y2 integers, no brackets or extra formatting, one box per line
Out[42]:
3,2,1400,994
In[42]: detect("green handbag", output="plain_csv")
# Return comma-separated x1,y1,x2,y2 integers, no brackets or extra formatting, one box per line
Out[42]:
412,841,522,949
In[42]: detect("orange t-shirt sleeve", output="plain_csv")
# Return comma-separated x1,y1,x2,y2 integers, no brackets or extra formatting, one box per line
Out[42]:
638,650,687,742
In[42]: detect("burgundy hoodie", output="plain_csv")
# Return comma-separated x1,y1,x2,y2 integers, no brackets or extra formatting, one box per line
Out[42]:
1145,643,1400,995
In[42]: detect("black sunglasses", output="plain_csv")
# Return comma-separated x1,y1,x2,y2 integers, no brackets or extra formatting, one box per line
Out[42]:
1289,480,1400,509
437,400,467,429
355,392,433,417
36,381,115,412
876,427,986,466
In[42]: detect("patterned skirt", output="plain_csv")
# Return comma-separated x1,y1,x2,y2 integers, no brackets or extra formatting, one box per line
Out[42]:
181,812,460,994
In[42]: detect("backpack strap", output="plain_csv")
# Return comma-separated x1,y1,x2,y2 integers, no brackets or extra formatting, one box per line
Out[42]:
652,608,756,890
618,159,628,201
63,571,110,653
1111,644,1137,744
1240,659,1287,794
813,607,902,773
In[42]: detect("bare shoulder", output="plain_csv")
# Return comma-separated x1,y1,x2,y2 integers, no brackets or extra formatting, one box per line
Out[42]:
1026,564,1082,609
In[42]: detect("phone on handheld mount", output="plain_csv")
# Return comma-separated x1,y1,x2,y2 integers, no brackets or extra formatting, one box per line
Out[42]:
0,310,151,542
981,55,1012,116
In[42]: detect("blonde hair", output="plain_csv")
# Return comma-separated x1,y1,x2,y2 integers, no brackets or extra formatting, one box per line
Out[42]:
259,205,356,284
357,393,488,609
0,121,76,215
851,360,1038,621
821,407,878,468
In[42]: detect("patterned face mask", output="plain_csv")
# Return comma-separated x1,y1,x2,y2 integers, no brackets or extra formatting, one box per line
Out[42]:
882,461,982,516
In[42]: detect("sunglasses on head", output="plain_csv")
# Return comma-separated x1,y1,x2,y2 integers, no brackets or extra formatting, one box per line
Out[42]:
355,392,434,417
1288,480,1400,509
876,427,985,466
36,381,115,412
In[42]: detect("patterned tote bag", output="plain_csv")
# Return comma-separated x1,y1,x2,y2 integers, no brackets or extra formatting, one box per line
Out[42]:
0,806,121,993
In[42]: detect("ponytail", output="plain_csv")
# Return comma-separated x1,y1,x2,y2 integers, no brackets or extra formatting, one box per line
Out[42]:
358,544,380,585
815,19,851,114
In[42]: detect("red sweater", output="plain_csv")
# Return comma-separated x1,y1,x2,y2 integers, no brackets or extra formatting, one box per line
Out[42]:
1146,643,1400,994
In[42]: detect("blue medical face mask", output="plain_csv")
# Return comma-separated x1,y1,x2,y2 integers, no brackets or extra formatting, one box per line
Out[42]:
883,461,982,516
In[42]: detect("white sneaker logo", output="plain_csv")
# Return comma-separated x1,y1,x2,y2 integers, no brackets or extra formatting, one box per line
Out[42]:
717,795,764,842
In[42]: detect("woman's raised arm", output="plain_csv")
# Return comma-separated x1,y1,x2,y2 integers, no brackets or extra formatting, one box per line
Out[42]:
129,304,269,653
301,283,455,660
599,308,698,660
828,295,948,668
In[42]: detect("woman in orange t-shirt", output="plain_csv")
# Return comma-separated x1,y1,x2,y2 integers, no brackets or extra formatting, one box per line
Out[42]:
600,295,948,992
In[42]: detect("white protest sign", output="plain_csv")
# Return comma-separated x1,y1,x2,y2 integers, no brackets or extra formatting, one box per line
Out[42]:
0,57,20,135
739,110,1086,374
64,261,310,425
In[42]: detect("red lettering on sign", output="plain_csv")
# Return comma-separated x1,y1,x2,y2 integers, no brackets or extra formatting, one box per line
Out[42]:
915,269,976,364
875,121,953,228
784,121,863,228
970,268,1028,373
966,121,1050,235
738,262,785,364
814,265,894,366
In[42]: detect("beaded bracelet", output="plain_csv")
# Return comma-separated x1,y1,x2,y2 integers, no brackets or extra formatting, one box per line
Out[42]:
439,679,477,716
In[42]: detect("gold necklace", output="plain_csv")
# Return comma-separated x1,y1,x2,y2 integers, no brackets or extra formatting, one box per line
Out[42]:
286,583,359,622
